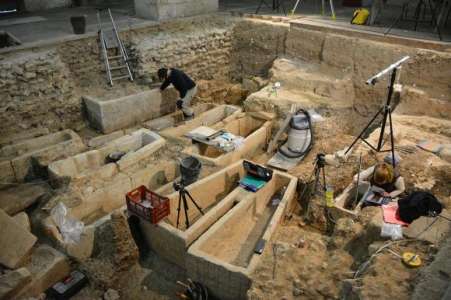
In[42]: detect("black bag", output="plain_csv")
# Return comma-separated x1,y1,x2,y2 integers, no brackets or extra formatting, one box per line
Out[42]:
398,191,443,223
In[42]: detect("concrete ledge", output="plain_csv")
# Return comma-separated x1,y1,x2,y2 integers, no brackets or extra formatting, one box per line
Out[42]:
83,88,178,134
186,167,297,299
183,112,274,166
159,104,242,144
0,129,85,182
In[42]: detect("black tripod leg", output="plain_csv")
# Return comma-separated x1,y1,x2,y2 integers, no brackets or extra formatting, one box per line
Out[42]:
182,193,190,229
377,68,398,151
345,106,384,155
429,0,443,40
185,190,204,215
176,191,182,228
388,108,396,168
322,167,327,191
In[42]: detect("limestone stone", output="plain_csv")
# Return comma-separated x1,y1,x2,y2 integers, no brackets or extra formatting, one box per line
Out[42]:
0,184,49,216
0,268,32,300
15,245,70,298
403,209,451,244
13,212,31,231
111,210,139,272
63,226,95,262
0,209,37,269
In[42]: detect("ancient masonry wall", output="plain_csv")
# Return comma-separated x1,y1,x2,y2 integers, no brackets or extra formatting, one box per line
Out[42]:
0,17,237,137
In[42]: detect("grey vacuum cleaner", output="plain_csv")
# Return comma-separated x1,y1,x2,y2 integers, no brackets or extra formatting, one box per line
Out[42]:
268,109,313,170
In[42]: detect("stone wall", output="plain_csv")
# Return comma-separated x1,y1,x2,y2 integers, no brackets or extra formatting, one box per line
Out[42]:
0,16,237,137
230,19,288,81
286,25,451,103
132,23,233,82
0,50,79,136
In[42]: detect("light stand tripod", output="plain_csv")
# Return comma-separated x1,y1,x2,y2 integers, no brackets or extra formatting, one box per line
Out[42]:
174,182,204,229
344,56,410,168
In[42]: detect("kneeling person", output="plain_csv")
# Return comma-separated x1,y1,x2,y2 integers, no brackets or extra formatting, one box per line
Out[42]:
158,68,196,120
354,153,405,198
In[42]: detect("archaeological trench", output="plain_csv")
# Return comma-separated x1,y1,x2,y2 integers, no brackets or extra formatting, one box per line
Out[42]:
0,12,450,300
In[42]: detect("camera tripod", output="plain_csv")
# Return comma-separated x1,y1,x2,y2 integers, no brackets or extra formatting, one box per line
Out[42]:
345,56,410,168
174,182,204,229
300,153,327,201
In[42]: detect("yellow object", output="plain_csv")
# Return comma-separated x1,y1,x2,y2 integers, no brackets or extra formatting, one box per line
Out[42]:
325,186,334,207
402,252,422,268
351,8,370,25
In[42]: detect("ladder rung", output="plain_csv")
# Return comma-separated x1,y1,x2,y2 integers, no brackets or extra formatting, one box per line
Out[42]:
110,65,127,71
112,75,130,81
108,55,122,60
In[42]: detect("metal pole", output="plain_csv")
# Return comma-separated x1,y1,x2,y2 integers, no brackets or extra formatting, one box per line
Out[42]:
376,67,397,151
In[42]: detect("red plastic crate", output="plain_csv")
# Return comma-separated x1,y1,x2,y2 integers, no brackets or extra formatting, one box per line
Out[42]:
126,185,170,224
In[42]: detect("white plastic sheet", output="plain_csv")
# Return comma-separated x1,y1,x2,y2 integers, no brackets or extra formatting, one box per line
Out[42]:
51,202,84,244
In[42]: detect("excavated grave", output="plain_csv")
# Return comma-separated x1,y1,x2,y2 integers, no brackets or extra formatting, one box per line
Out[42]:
183,112,274,166
159,104,242,144
0,129,85,183
186,167,297,300
143,103,217,131
48,128,165,191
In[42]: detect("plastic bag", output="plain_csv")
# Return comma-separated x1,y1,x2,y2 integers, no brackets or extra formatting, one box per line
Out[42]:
381,222,403,240
51,202,84,244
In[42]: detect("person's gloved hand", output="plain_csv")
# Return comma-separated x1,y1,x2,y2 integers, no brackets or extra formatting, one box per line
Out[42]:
176,99,183,110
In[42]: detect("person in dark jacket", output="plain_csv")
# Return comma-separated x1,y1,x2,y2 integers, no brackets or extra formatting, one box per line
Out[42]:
158,68,196,119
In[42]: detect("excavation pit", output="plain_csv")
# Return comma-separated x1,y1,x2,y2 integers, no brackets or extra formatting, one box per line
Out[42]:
333,181,371,218
159,105,242,144
0,130,85,183
48,129,165,190
186,167,297,300
183,112,274,166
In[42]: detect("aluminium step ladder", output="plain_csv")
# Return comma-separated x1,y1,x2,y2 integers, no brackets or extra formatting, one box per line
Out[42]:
97,8,134,86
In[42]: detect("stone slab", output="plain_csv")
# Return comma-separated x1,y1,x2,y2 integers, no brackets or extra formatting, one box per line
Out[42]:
404,210,451,244
13,212,31,232
15,245,70,299
0,184,49,215
0,209,37,269
0,267,31,300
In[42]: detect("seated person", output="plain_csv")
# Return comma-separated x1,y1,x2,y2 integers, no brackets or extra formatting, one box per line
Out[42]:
353,153,405,198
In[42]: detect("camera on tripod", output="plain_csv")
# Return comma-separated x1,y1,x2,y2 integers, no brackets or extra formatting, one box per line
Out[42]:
173,156,202,191
314,153,326,168
174,156,204,229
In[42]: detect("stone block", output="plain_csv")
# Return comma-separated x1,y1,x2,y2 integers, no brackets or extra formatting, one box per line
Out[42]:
286,27,325,63
0,209,37,269
13,212,31,232
15,245,70,298
0,184,49,215
63,226,94,262
0,161,15,185
87,130,125,148
0,268,31,300
83,89,178,134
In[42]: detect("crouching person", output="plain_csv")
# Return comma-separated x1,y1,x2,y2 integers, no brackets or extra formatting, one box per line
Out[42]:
158,68,197,120
354,153,405,198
